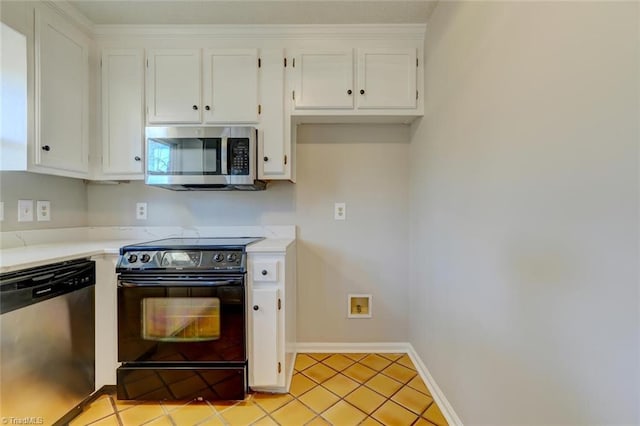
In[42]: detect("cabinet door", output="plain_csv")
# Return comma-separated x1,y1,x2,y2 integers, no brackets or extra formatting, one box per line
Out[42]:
147,49,201,123
101,49,144,177
357,48,417,109
35,8,89,175
202,49,258,123
0,23,27,171
292,50,354,109
251,287,281,387
258,49,289,179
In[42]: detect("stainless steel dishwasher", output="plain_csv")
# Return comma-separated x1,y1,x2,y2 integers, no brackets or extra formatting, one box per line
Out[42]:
0,259,95,425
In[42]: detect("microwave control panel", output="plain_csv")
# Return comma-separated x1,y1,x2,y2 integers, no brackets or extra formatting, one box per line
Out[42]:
228,138,250,175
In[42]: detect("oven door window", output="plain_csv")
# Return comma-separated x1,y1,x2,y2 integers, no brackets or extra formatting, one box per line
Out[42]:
142,297,220,341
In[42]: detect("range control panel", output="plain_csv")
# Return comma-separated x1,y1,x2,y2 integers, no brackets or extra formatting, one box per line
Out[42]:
117,249,246,271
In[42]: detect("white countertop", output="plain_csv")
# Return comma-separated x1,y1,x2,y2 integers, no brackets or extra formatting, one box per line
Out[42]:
0,237,295,273
0,240,139,273
247,238,295,253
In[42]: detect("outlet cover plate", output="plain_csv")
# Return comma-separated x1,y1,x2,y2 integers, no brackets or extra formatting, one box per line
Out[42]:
334,202,346,220
136,202,147,220
36,200,51,221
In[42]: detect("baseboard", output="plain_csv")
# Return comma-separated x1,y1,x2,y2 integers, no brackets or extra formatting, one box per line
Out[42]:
296,342,463,426
407,344,463,426
296,342,411,353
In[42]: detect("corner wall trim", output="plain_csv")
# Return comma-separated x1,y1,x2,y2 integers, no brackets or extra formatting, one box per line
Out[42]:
296,342,463,425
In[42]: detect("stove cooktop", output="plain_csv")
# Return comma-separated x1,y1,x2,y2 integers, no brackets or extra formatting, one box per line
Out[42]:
120,237,264,253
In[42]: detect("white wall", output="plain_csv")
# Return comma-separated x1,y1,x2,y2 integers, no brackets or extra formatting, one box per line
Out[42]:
88,124,412,343
410,2,639,424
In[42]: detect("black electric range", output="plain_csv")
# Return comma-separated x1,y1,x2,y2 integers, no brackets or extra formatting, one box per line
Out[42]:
115,237,263,401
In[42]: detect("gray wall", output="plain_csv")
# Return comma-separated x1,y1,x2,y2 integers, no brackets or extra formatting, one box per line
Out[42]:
0,171,88,231
409,1,639,424
88,124,411,343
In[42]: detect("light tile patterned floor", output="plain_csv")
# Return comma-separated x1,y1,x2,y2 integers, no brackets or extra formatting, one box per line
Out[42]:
70,353,448,426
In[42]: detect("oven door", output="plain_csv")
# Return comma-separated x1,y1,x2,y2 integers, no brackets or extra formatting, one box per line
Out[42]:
118,275,245,363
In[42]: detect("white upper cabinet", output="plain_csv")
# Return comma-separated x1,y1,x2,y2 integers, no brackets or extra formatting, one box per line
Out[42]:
203,49,258,123
35,7,90,177
258,49,291,180
146,49,201,123
357,48,417,109
290,47,419,114
0,23,27,172
291,50,354,109
99,49,145,178
147,48,259,124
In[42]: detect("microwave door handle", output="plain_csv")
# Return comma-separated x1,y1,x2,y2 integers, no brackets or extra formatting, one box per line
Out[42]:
221,137,228,175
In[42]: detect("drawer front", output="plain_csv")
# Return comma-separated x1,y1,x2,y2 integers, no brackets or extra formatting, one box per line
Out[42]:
252,261,279,282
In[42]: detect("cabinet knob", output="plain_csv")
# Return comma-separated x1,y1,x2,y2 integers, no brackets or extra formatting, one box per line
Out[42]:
347,89,352,95
253,305,259,311
42,145,51,152
205,105,210,111
360,89,365,95
261,270,268,276
192,105,198,110
263,157,269,162
134,156,141,161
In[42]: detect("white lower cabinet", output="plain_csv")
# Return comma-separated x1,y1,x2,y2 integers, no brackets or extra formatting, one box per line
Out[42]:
250,287,281,387
248,244,296,392
92,254,119,389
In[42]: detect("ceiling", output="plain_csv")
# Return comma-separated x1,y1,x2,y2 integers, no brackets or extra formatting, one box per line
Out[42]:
66,0,438,25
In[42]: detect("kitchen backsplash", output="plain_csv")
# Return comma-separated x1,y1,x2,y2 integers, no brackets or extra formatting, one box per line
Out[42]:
0,171,88,232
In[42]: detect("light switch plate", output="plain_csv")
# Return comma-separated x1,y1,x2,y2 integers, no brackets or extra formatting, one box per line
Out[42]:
0,202,4,221
36,200,51,221
18,199,33,222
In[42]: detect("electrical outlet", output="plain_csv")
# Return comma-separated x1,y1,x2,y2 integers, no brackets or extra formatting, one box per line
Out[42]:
18,199,34,222
334,202,346,220
136,202,147,220
0,202,4,221
36,200,51,221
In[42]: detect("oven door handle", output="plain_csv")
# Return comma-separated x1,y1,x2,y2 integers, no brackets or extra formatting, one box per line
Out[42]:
119,279,243,288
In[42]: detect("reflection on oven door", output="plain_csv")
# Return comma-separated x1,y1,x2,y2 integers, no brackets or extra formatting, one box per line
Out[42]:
142,297,220,342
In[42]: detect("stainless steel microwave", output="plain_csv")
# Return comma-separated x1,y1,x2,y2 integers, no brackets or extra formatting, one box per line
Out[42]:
145,126,266,191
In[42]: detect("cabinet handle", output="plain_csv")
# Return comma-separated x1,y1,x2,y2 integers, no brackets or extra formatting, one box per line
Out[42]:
360,89,365,95
42,145,51,151
192,105,198,110
134,156,141,161
347,89,352,95
263,157,269,162
253,305,259,311
261,270,268,276
205,105,210,111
